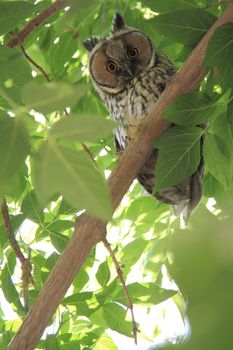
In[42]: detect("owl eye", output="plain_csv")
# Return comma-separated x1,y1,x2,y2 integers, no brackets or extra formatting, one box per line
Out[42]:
127,47,139,58
106,62,118,73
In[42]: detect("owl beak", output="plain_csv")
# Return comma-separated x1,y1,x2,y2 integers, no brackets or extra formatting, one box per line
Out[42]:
120,64,135,81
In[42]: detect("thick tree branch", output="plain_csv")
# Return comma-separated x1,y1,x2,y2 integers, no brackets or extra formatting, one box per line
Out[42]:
6,0,68,48
8,4,233,350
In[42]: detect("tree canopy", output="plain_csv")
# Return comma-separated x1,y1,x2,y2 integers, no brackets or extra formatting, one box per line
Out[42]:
1,1,233,349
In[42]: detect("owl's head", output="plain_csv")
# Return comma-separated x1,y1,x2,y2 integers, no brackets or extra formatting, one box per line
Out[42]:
83,13,155,94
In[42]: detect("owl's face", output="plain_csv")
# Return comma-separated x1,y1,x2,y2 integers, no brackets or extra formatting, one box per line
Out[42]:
83,13,155,94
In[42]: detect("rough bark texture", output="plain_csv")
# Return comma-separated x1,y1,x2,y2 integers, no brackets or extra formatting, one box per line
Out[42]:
8,4,233,350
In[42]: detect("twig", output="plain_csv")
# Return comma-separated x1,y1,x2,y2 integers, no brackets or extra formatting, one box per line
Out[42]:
1,197,33,310
103,237,138,344
6,0,68,48
8,4,233,350
20,45,50,82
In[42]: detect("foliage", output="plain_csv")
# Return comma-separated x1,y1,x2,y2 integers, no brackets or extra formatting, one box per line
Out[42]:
0,0,233,349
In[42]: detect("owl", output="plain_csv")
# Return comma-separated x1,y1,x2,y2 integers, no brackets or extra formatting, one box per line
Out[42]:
83,13,203,218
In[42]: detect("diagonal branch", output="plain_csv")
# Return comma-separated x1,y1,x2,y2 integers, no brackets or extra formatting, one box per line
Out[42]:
7,4,233,350
6,0,68,48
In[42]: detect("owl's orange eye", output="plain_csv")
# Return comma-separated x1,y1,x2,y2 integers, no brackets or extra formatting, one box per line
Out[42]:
127,47,139,58
106,62,118,72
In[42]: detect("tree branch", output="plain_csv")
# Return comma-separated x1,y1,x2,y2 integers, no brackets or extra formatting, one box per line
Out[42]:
8,4,233,350
6,0,68,48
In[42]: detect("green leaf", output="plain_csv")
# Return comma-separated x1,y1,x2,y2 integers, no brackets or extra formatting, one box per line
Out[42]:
48,32,78,79
151,9,216,46
121,238,148,271
103,303,132,337
50,114,116,142
94,333,118,350
50,232,69,253
154,126,203,191
31,140,112,220
114,282,177,306
62,292,93,305
204,23,233,67
1,265,24,313
204,132,232,189
96,260,110,287
21,190,44,224
22,82,87,114
0,1,34,35
142,0,198,12
0,116,30,192
163,92,214,125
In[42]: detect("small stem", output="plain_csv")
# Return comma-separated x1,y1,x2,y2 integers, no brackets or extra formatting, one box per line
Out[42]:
102,237,138,344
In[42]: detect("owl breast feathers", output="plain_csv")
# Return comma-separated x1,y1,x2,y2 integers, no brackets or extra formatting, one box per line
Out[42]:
84,13,203,219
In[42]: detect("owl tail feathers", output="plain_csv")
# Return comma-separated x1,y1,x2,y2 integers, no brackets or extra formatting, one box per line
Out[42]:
173,171,203,223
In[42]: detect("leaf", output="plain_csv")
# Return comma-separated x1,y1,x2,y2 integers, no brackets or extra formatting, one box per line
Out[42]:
153,126,203,191
22,82,87,114
48,32,78,79
1,265,24,314
0,1,34,35
121,238,148,271
142,0,198,12
114,282,177,306
204,23,233,67
204,132,232,189
103,303,132,337
21,190,44,224
96,260,110,287
163,92,214,125
31,140,112,220
50,232,69,253
151,9,216,46
94,333,118,350
0,116,30,192
50,114,116,142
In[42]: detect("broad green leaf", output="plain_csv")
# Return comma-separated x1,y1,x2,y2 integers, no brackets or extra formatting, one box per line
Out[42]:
50,232,69,253
163,92,214,125
1,265,24,313
0,116,30,192
48,32,78,79
62,292,93,305
0,1,34,35
122,238,148,271
142,0,198,12
94,333,118,350
31,140,112,220
50,114,116,141
151,9,216,46
103,302,132,337
154,126,203,191
204,132,232,189
204,23,233,67
22,82,87,114
96,260,110,287
21,190,44,224
114,282,177,306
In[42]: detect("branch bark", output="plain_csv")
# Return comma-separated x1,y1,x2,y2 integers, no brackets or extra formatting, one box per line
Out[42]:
8,4,233,350
6,0,68,48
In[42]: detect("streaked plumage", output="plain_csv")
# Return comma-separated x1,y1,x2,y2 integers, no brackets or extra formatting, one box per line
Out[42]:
84,13,203,218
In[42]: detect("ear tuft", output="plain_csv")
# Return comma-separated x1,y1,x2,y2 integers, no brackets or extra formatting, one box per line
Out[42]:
112,13,126,32
83,36,100,52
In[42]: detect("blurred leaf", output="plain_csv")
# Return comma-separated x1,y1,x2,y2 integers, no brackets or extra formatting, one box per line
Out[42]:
151,9,216,46
96,260,110,287
50,114,116,142
50,231,69,253
1,265,24,314
22,82,87,114
103,303,132,337
154,126,203,191
204,23,233,67
94,333,117,350
0,116,30,193
0,1,34,35
31,140,112,220
142,0,198,12
21,190,44,224
114,282,177,306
